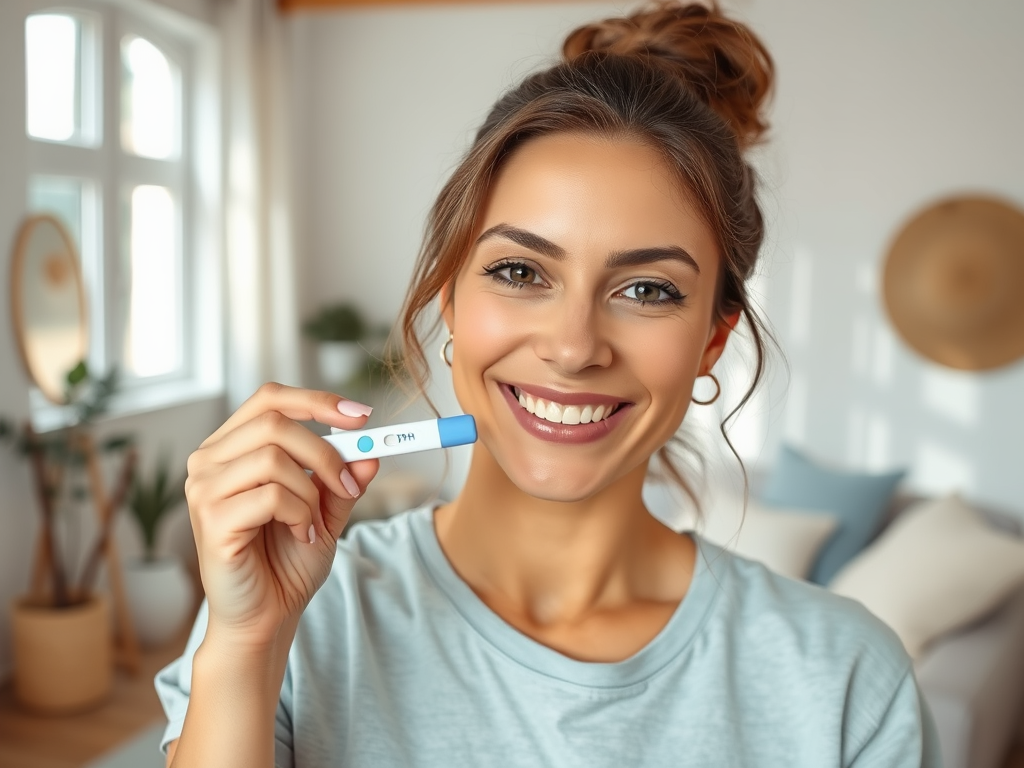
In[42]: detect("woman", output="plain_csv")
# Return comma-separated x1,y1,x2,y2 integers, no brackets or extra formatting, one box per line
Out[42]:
159,3,940,766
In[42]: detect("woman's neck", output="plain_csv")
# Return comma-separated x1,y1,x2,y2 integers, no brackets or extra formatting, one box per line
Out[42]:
434,448,695,661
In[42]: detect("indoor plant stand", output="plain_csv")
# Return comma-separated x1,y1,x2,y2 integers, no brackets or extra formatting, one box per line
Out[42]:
11,424,140,713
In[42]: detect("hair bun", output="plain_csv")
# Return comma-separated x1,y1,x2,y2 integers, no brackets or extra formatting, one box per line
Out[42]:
562,1,774,149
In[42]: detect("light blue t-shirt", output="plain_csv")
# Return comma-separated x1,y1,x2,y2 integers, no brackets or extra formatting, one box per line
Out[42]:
156,506,942,767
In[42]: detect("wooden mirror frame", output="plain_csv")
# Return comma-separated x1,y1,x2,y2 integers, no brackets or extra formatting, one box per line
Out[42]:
10,213,90,404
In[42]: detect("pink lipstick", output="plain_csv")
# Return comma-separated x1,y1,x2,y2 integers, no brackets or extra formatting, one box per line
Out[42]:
499,382,633,444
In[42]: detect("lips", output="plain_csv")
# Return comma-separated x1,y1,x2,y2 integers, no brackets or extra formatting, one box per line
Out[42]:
499,383,633,444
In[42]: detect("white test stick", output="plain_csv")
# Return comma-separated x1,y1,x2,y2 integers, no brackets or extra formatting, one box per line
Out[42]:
323,414,477,462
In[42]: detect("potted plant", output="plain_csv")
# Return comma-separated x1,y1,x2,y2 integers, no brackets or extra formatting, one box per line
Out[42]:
123,452,193,648
1,363,136,713
302,303,368,385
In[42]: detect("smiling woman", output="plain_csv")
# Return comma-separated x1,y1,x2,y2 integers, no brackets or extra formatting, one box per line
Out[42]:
157,3,941,767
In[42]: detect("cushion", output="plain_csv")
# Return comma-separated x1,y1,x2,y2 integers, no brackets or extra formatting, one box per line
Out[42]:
760,445,905,584
698,495,839,580
829,494,1024,659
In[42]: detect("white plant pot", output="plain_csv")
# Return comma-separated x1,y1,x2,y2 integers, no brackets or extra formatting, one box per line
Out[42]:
316,341,365,385
124,558,194,648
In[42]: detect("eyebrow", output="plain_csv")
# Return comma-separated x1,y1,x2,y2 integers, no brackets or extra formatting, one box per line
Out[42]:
476,223,700,274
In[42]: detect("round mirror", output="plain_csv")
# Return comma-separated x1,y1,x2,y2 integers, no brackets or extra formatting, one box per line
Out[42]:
10,214,89,403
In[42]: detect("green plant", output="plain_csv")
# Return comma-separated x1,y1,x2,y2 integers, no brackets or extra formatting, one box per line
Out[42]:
301,303,367,342
128,452,186,562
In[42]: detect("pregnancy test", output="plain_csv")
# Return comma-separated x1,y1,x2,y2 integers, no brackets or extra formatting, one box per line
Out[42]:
323,415,477,461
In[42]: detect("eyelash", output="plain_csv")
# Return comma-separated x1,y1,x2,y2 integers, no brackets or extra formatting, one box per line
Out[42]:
482,260,686,306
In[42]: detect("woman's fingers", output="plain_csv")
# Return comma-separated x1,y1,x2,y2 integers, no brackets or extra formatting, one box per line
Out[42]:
195,410,355,502
202,383,372,448
312,457,380,540
189,444,324,524
205,483,320,551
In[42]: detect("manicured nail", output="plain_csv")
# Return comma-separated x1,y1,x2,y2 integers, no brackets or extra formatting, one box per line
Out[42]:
337,400,373,418
340,468,360,498
308,524,316,545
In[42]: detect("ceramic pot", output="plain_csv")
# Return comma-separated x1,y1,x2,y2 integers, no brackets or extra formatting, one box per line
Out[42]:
124,557,194,648
11,595,112,714
316,341,365,385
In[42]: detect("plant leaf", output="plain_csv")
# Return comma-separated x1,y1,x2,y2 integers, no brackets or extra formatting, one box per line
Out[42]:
66,360,88,386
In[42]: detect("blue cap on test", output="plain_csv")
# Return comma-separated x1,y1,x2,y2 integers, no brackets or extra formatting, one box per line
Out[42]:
437,414,477,448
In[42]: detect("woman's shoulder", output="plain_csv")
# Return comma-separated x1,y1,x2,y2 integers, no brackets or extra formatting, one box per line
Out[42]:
697,537,912,681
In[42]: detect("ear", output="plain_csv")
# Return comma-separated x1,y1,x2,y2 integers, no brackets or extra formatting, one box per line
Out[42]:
698,311,741,375
439,280,455,332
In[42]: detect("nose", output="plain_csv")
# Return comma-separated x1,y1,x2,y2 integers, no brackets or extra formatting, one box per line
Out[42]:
532,293,613,374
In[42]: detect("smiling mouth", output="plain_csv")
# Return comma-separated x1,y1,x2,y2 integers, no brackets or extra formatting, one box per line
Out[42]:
507,385,626,426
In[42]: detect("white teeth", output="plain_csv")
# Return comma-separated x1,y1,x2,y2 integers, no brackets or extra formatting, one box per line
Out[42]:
562,405,582,425
512,387,619,425
545,401,563,422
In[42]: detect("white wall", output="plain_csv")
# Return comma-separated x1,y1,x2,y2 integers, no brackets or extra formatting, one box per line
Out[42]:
0,0,225,683
286,0,1024,520
741,0,1024,513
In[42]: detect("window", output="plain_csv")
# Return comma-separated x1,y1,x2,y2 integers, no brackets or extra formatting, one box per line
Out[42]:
23,3,220,421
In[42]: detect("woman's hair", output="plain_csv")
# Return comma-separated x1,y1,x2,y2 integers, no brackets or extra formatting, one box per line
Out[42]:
391,0,776,505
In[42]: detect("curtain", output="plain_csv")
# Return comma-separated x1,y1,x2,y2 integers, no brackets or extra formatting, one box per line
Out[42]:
219,0,301,409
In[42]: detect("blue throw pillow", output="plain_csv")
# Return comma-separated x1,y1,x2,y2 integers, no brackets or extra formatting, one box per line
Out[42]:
759,445,905,585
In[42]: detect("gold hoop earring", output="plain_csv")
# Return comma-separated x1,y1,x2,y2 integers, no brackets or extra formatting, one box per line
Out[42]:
439,332,453,368
692,373,721,406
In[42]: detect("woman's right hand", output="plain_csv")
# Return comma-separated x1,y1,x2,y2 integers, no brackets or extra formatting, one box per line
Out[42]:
184,383,379,649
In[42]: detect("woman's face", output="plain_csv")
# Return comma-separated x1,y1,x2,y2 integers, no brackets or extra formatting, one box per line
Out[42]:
443,132,734,502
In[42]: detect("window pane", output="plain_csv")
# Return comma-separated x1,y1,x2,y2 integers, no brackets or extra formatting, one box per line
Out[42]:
126,185,181,377
26,15,79,141
121,36,177,159
29,177,83,248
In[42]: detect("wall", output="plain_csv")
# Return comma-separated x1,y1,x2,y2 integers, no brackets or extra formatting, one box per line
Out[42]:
0,0,225,683
286,0,1024,519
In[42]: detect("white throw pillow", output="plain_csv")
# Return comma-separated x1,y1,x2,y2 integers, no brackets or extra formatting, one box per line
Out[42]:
696,495,839,580
829,494,1024,659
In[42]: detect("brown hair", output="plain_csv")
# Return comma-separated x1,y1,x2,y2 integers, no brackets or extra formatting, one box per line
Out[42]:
391,1,776,505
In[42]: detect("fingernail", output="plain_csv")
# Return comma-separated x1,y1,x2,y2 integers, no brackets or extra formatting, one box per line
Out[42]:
340,468,360,498
308,524,316,545
337,400,373,418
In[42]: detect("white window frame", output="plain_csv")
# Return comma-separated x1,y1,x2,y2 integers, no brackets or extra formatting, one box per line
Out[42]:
22,0,222,431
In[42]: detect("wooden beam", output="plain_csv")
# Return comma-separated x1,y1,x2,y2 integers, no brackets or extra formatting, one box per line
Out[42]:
279,0,568,11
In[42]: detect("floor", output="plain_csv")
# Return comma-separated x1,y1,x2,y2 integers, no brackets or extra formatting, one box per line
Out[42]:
0,631,186,768
1,637,1023,767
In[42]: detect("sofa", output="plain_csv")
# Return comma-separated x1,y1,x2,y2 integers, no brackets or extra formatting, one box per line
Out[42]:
894,496,1024,768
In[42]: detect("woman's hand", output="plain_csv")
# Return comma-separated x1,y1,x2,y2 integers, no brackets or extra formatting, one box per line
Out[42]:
184,383,379,648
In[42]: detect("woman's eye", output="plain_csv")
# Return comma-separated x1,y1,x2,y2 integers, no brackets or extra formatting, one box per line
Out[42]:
484,261,542,288
621,281,682,305
506,264,537,284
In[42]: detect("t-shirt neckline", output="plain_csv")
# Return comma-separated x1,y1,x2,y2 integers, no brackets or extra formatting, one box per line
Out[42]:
407,505,721,690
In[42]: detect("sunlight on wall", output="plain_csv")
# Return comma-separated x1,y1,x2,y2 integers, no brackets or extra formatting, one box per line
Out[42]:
850,315,869,376
913,440,975,495
864,413,891,471
784,372,807,443
847,406,864,465
850,262,875,376
788,247,813,346
871,321,895,387
921,366,979,427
